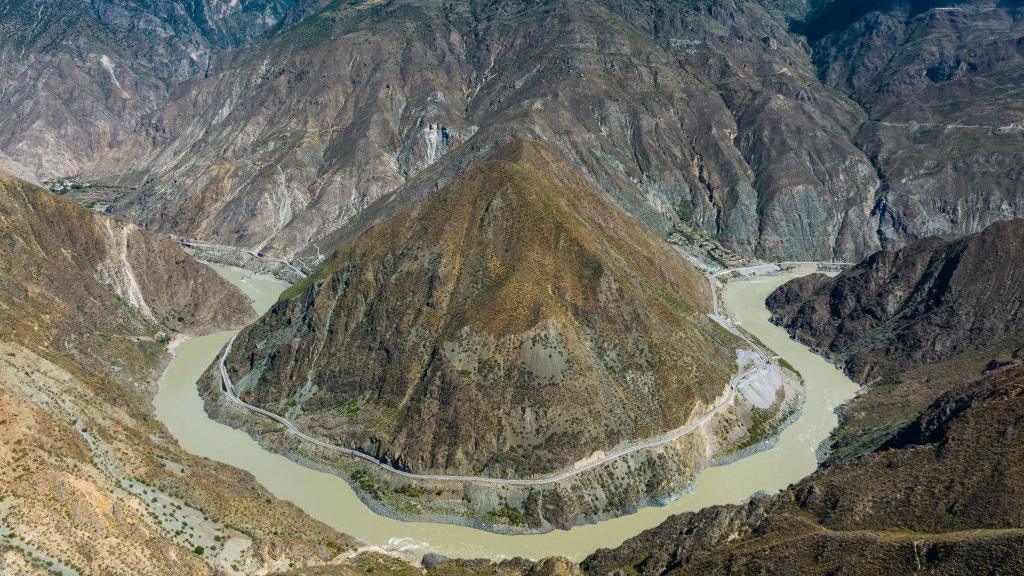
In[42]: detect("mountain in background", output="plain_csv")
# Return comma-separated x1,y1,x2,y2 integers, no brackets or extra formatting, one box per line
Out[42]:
807,0,1024,249
50,0,1017,265
71,0,879,261
0,0,326,181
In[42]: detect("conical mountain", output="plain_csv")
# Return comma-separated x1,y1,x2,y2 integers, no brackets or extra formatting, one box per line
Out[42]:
225,140,740,476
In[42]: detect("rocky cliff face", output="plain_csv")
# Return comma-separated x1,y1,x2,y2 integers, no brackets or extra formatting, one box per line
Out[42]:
222,140,740,477
808,0,1024,249
85,0,880,262
0,0,323,182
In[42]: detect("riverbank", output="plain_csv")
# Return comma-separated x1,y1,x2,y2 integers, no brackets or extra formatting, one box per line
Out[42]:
152,265,857,561
176,240,307,283
198,262,804,534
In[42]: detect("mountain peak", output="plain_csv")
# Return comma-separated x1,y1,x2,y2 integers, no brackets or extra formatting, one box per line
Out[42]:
224,139,740,479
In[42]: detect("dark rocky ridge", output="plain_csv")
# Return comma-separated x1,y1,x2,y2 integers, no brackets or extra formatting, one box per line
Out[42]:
221,140,741,478
578,361,1024,576
767,219,1024,385
577,232,1024,575
766,218,1024,460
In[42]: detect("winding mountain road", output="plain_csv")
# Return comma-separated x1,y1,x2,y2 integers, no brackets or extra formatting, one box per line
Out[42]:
213,260,840,486
173,237,308,278
217,334,745,486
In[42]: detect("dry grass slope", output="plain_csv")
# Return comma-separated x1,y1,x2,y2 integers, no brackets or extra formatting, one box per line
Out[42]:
0,171,355,575
230,140,740,479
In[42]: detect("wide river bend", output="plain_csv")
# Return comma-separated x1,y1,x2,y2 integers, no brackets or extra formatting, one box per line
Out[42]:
153,266,857,561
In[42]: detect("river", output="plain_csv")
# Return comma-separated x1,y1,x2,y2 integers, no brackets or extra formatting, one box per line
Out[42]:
153,266,858,561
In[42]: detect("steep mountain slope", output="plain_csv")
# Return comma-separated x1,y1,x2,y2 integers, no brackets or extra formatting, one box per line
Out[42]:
0,170,255,376
192,141,806,531
767,219,1024,458
90,0,879,262
808,0,1024,248
578,225,1024,576
220,140,740,477
582,365,1024,576
0,0,323,181
0,171,355,574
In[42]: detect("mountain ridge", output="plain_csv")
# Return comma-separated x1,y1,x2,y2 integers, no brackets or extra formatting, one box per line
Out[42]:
221,140,742,477
575,221,1024,576
0,169,356,574
196,140,805,532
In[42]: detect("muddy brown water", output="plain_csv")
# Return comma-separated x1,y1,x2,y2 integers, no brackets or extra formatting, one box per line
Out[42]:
154,267,857,561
